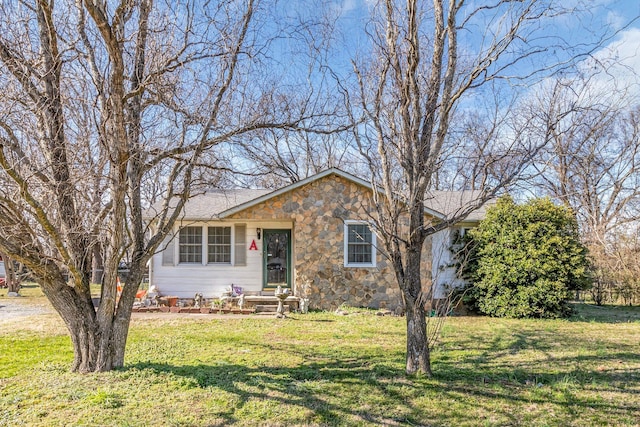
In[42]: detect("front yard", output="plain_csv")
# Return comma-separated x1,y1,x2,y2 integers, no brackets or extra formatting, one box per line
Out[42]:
1,286,639,426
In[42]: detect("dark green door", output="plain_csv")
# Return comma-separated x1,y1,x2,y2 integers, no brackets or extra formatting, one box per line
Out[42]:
263,229,291,289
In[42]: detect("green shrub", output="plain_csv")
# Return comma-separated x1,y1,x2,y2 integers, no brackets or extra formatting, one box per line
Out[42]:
461,196,591,318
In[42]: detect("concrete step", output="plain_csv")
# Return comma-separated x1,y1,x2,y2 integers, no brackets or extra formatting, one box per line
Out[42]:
255,304,290,313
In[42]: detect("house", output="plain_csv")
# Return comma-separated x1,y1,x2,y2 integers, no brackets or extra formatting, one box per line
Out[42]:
427,192,492,300
145,168,487,311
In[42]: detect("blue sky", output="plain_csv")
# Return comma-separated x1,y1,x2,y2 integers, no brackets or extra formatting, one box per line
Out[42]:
265,1,640,104
230,1,640,183
321,0,640,84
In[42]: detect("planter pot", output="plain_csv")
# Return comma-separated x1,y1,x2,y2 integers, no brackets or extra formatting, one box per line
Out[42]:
169,306,181,313
159,306,170,313
200,308,211,314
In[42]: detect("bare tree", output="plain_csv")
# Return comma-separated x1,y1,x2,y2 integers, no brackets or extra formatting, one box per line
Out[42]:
0,0,324,372
0,252,22,294
535,79,640,242
231,130,356,187
531,71,640,304
344,0,610,375
224,6,356,188
610,228,640,306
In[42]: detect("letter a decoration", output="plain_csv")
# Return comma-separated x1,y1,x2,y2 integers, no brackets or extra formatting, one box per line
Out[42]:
249,240,258,251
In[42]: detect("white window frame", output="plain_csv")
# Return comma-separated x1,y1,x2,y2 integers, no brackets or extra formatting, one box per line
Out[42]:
344,221,376,267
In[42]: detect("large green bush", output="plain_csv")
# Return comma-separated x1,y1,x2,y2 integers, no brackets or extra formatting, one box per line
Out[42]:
461,196,591,318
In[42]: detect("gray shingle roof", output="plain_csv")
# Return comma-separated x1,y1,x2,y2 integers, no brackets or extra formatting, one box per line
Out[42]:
425,190,493,222
146,189,271,221
145,168,491,223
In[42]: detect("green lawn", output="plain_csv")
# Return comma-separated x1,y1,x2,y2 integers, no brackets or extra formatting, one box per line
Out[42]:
1,289,639,426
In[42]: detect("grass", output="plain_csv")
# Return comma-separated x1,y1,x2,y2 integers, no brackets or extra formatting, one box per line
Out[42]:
1,288,639,426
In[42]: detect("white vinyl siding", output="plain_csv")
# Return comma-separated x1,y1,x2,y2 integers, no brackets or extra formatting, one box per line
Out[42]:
151,220,292,300
344,222,376,267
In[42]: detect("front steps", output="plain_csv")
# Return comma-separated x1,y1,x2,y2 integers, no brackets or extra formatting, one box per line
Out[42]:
132,293,300,314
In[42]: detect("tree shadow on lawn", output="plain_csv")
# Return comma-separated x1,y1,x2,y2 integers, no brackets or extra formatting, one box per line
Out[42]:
438,349,640,388
433,319,640,424
432,350,640,425
126,340,639,426
127,355,423,426
459,330,640,420
569,303,640,323
436,377,639,425
443,325,640,381
447,322,640,364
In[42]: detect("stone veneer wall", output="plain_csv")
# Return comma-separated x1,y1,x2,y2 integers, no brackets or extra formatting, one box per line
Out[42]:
228,174,432,311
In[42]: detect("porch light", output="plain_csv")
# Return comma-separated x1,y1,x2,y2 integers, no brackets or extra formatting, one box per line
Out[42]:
256,228,261,240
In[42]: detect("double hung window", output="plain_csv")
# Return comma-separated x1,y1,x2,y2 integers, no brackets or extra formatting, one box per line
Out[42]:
344,222,376,267
178,226,203,263
208,226,231,264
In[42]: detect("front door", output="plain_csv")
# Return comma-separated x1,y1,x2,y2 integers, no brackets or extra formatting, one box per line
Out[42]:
263,229,291,289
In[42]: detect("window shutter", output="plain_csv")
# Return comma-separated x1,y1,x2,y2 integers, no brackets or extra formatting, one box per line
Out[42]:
162,234,175,266
234,224,247,266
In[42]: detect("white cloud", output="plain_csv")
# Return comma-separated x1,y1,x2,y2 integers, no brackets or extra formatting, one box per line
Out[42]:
606,10,628,31
331,0,360,18
581,27,640,106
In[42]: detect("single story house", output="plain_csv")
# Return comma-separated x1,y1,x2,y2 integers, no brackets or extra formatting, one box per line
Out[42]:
145,168,487,311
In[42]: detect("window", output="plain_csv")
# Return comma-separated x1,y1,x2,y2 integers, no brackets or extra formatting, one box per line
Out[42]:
450,227,472,252
208,226,231,264
179,226,202,263
176,224,241,265
344,222,376,267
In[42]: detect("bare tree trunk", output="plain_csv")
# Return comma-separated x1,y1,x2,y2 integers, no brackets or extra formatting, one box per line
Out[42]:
402,204,432,375
111,265,146,367
38,273,98,372
3,253,20,294
404,293,431,375
91,243,103,285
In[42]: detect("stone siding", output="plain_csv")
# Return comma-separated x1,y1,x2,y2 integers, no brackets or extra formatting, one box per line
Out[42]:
229,173,432,311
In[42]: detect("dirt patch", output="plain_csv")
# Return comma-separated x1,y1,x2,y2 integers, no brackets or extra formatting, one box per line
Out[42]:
0,298,65,335
0,299,54,320
0,297,277,322
131,311,275,320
